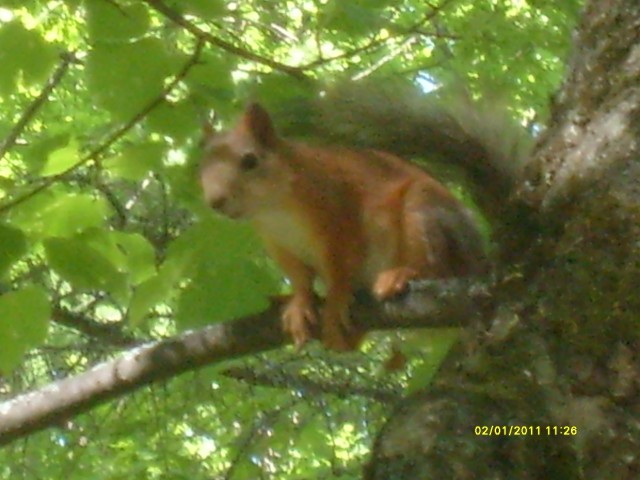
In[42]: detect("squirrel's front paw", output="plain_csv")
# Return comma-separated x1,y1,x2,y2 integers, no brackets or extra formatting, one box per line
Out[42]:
373,267,418,300
282,295,316,349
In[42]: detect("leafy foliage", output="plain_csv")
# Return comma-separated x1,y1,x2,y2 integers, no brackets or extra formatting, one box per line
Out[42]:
0,0,580,478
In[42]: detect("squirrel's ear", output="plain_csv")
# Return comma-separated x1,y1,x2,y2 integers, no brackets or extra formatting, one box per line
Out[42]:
243,103,278,148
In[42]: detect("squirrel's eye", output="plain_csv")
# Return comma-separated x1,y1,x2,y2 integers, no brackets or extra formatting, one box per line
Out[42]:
240,153,259,171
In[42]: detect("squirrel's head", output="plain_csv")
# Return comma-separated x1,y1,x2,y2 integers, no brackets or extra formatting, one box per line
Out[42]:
199,103,290,219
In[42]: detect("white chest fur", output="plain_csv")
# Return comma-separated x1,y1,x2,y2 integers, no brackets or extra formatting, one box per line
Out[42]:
252,209,318,267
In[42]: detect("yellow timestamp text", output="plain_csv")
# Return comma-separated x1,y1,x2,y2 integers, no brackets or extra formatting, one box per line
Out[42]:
474,425,578,436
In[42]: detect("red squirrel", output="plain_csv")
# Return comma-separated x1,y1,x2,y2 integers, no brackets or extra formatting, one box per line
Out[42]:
199,99,490,351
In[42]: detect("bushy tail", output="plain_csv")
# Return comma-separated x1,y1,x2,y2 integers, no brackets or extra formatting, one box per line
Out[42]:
287,79,533,229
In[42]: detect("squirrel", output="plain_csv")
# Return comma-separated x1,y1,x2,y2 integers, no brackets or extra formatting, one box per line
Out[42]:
199,83,529,351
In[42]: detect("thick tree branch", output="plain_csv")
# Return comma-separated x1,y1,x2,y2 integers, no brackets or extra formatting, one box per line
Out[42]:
0,277,489,446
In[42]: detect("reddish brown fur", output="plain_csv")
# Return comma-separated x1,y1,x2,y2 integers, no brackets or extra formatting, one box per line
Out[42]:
200,103,485,351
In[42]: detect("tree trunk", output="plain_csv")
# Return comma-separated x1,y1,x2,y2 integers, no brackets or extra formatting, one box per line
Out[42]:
364,1,640,478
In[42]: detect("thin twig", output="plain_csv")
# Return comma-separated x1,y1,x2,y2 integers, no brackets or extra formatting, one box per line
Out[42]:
301,0,454,70
222,366,399,402
143,0,309,81
353,36,418,81
52,306,140,348
0,39,205,216
302,35,392,69
0,52,76,162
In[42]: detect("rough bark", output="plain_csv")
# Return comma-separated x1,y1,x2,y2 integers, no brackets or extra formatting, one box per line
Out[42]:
364,1,640,478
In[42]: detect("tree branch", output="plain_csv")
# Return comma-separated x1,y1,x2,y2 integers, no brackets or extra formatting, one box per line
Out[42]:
142,0,309,81
0,39,204,215
0,52,76,161
301,0,456,70
52,306,140,348
0,277,490,446
222,366,400,402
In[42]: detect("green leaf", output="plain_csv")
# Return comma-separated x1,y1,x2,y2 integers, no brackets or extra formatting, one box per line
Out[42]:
175,258,274,328
127,271,173,325
125,220,250,325
52,230,157,314
146,101,199,144
0,223,27,277
85,0,150,41
127,218,254,324
7,190,111,239
186,51,234,89
62,0,82,10
18,31,58,86
405,328,460,394
164,218,262,279
163,162,204,212
111,232,156,285
86,38,174,120
168,0,226,19
0,286,50,372
44,236,127,298
103,142,165,181
126,219,244,324
162,217,277,328
42,194,111,238
247,73,316,113
0,174,15,193
22,133,71,174
184,52,235,114
321,1,383,36
0,1,28,7
40,137,80,176
0,20,57,95
354,0,395,7
6,188,58,235
298,420,333,458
